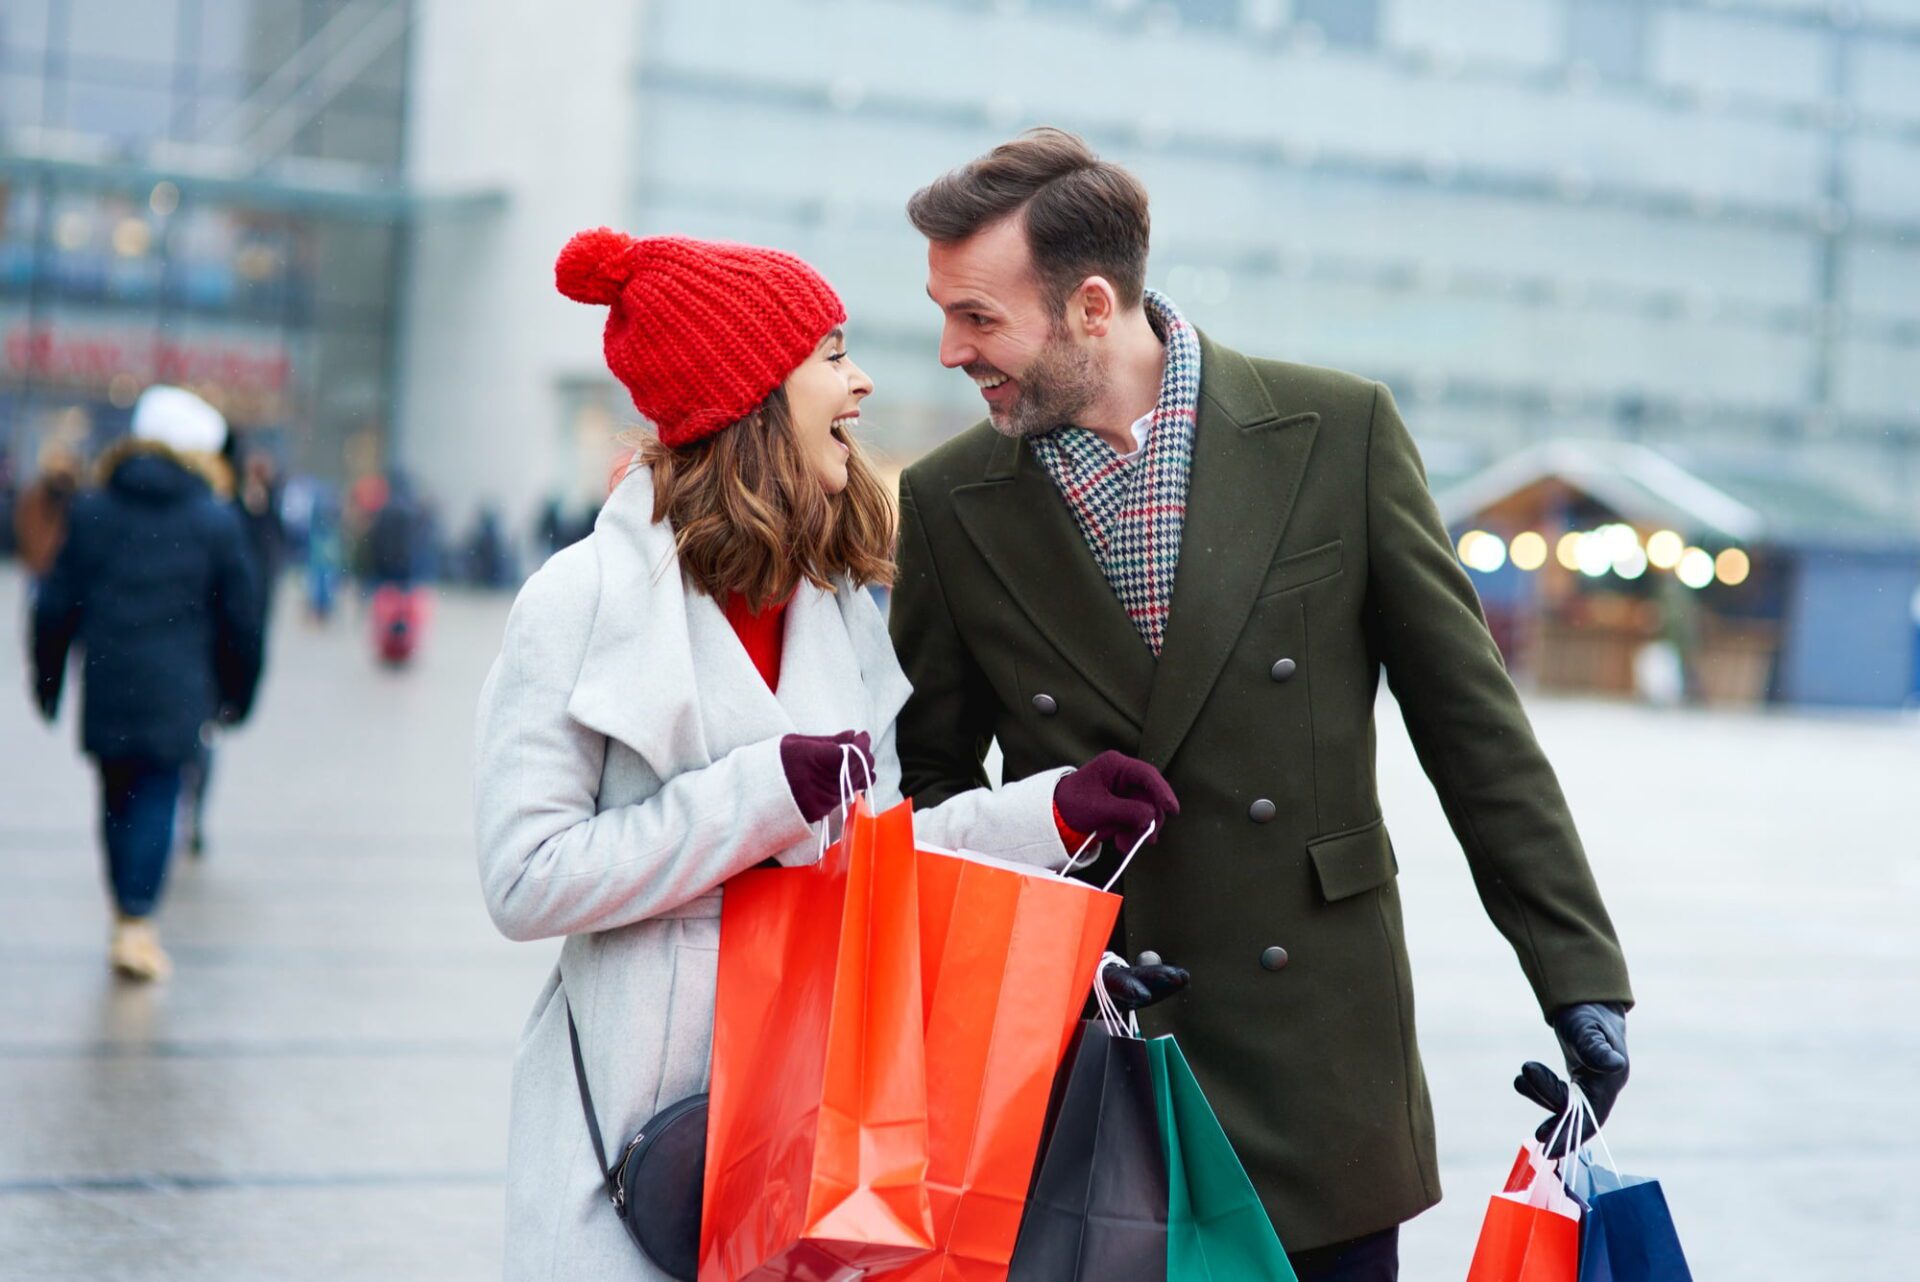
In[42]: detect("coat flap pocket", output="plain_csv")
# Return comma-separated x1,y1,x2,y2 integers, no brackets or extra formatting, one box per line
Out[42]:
1257,539,1343,598
1308,819,1397,902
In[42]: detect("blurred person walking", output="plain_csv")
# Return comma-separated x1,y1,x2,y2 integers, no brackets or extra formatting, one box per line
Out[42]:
13,440,85,582
305,497,344,621
30,385,263,982
473,230,1178,1280
181,446,286,857
364,474,434,665
893,130,1634,1281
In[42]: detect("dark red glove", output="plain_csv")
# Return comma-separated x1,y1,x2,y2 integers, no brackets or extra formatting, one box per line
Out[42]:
780,730,874,824
1053,750,1178,851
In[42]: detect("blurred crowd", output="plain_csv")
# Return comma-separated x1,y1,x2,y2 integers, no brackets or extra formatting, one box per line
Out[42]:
3,385,605,981
1,430,605,608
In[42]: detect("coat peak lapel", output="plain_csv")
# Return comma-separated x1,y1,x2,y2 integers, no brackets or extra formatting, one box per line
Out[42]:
1138,336,1320,768
565,467,795,780
951,433,1156,730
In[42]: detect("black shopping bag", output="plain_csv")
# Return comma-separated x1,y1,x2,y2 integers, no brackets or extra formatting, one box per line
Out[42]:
1007,1019,1168,1282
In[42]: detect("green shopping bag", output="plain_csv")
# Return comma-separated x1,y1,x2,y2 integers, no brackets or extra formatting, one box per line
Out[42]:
1147,1035,1299,1281
1010,955,1299,1282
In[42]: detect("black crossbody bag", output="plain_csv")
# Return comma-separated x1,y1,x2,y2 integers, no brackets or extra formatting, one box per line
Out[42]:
565,1002,709,1281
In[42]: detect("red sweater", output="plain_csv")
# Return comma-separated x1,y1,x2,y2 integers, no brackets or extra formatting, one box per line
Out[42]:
723,590,1081,850
722,593,788,690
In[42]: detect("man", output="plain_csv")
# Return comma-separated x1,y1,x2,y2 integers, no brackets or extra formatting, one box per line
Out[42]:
889,128,1632,1280
33,385,263,981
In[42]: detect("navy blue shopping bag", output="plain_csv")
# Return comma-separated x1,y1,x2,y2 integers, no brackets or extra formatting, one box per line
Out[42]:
1572,1142,1693,1280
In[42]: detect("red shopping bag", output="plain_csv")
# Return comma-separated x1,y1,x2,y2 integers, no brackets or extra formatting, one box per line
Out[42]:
873,845,1122,1282
700,797,934,1281
1466,1133,1581,1282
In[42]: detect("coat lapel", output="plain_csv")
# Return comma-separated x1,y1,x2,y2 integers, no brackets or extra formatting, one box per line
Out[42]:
1137,335,1320,769
951,432,1156,730
567,467,795,781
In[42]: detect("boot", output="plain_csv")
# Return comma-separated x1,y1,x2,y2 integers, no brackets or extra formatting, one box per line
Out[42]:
110,916,172,982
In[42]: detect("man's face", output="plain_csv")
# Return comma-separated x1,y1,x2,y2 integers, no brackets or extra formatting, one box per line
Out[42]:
925,216,1102,438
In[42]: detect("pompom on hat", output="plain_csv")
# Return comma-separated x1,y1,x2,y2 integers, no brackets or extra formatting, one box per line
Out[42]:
555,229,846,448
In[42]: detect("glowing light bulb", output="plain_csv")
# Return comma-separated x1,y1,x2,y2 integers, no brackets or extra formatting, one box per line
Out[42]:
1458,530,1508,574
1677,548,1715,589
1556,531,1584,571
1510,532,1548,571
1646,530,1685,570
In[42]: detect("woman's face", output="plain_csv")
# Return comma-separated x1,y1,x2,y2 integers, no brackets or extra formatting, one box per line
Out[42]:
782,327,872,494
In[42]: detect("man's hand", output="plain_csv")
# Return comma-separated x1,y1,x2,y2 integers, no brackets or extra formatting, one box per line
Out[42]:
1514,1001,1629,1155
1101,956,1191,1012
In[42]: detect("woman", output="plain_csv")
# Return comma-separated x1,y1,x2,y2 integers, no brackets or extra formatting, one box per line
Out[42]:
33,385,264,981
474,230,1178,1279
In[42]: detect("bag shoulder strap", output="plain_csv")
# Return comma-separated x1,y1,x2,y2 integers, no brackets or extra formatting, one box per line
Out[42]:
565,999,623,1209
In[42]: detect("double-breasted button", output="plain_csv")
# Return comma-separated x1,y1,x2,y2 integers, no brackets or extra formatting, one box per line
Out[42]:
1248,798,1277,824
1270,657,1298,682
1260,945,1290,971
1135,950,1163,968
1032,693,1058,716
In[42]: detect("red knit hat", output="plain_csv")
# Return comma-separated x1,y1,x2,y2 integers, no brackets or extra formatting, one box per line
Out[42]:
555,229,847,448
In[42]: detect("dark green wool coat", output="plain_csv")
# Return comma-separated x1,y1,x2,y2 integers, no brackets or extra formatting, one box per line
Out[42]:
889,333,1633,1252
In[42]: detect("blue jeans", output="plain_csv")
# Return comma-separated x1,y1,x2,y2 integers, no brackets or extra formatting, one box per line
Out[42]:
1289,1226,1399,1282
97,758,183,918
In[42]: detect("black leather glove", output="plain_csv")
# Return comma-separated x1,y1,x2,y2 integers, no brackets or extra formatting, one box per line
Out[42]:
1054,750,1179,850
1514,1001,1630,1155
1101,956,1191,1012
779,730,874,824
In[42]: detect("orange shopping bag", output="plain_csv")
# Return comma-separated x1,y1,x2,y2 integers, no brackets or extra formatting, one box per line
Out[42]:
1465,1111,1584,1282
872,840,1124,1282
700,795,934,1281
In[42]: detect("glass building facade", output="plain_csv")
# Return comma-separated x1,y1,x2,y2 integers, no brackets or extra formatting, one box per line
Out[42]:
0,0,410,479
622,0,1920,522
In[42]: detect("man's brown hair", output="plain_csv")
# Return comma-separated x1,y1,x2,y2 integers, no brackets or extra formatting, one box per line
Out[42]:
635,387,895,611
906,127,1151,313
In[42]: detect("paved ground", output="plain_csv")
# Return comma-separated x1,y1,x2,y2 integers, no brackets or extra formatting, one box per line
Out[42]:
1,562,1915,1280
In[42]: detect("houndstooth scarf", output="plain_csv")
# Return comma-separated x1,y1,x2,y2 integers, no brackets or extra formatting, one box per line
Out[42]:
1027,290,1198,655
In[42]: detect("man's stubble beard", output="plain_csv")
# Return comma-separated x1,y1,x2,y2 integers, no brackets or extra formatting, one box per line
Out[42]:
988,324,1106,440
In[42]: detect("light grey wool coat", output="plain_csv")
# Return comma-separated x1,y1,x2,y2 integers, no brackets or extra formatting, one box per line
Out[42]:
473,465,1073,1282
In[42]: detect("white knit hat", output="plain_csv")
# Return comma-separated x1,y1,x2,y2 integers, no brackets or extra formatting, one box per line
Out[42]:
131,385,227,456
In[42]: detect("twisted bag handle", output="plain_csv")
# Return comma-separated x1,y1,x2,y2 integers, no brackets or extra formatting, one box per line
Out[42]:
1092,951,1143,1039
1057,820,1158,893
813,739,878,863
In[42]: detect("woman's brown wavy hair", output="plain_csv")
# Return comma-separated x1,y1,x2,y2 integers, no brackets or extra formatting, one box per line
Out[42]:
635,386,895,612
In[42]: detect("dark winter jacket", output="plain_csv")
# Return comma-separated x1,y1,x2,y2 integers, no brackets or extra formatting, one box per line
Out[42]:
32,443,264,763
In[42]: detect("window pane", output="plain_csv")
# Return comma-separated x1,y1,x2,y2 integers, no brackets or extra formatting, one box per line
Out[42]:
312,106,402,168
1173,0,1240,33
0,69,44,130
1567,0,1646,81
195,0,258,76
0,182,45,295
312,219,394,311
67,0,179,68
0,0,54,58
1296,0,1379,47
60,78,175,146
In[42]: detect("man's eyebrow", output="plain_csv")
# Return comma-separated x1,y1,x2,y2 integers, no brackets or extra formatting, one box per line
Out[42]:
928,290,995,315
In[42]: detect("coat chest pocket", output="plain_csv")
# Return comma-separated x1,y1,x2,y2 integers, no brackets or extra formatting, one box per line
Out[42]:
1256,539,1343,599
